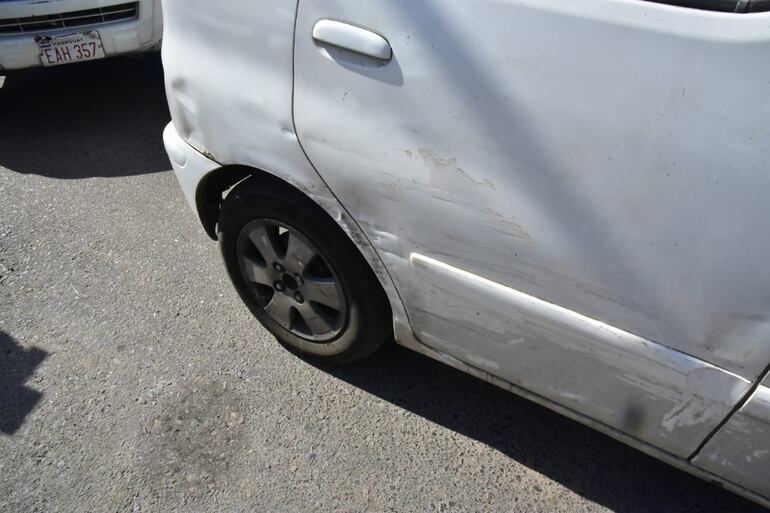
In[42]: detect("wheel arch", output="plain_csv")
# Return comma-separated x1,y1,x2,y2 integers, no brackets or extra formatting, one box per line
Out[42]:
194,163,419,351
195,164,256,240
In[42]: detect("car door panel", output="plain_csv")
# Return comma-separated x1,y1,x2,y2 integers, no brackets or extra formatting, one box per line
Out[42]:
293,0,770,454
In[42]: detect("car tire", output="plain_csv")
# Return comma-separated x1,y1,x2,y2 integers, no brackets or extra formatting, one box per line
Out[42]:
217,175,392,364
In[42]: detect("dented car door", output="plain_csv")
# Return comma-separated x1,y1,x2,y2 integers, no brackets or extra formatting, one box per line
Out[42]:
292,0,770,458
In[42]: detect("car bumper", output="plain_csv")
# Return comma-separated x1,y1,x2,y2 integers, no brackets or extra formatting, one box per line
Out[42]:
163,122,220,225
0,0,162,71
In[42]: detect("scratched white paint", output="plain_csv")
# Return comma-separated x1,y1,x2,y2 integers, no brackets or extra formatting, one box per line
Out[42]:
407,252,749,456
694,384,770,499
660,396,718,433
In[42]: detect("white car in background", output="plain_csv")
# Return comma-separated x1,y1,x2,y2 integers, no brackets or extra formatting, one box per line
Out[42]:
161,0,770,507
0,0,161,71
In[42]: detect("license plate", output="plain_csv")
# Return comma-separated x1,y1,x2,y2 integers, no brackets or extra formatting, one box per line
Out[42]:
36,31,106,67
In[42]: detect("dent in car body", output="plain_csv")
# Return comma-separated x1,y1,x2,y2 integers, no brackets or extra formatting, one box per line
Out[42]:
160,0,416,348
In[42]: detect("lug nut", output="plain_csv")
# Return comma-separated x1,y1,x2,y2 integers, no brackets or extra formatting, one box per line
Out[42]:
274,281,285,292
294,292,304,303
273,262,285,273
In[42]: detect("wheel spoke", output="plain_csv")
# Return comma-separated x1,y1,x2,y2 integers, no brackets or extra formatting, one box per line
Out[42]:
248,222,281,265
295,302,336,335
263,292,295,328
303,277,341,310
284,232,318,273
238,253,274,286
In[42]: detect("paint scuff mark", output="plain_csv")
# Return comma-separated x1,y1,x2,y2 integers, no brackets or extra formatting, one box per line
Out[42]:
484,208,532,242
661,396,713,432
418,148,495,190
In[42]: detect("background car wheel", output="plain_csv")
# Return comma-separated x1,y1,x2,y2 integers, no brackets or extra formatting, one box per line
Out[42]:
217,175,393,364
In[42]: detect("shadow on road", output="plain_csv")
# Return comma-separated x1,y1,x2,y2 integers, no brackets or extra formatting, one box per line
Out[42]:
317,344,764,513
0,331,47,435
0,54,170,178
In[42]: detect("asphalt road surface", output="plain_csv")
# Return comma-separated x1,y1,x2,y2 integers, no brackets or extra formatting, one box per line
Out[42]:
0,56,765,513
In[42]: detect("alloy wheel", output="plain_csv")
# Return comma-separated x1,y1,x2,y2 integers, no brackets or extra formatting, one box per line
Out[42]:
235,219,347,342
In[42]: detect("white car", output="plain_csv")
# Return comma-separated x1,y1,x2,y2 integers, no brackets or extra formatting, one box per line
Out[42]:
161,0,770,507
0,0,161,71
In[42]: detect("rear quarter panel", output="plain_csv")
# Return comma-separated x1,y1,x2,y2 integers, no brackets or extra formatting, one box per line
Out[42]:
160,0,414,345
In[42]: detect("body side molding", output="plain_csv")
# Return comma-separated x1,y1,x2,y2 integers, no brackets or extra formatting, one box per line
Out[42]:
408,253,750,457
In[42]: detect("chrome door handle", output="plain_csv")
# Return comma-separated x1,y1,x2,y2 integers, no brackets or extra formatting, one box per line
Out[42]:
312,20,392,61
